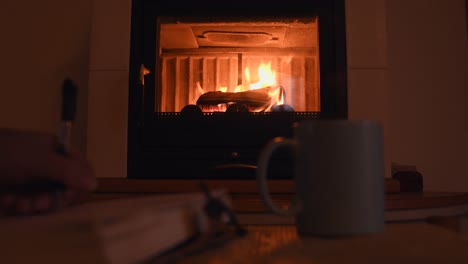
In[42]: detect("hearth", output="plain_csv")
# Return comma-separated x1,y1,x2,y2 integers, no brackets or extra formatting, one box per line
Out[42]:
128,0,347,179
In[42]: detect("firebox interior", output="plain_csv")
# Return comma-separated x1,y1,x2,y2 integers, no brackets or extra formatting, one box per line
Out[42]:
159,19,317,49
156,18,320,113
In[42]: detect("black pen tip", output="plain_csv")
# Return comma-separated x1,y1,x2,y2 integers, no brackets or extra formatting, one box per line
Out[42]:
62,78,77,121
63,78,75,88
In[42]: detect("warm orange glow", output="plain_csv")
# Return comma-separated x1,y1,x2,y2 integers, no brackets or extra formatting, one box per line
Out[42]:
195,61,285,112
236,62,276,92
278,92,284,105
218,86,228,93
269,86,285,106
244,67,251,85
197,82,204,95
249,62,276,90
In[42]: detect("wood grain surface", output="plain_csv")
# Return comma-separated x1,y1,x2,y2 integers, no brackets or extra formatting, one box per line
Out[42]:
84,179,468,212
177,223,468,264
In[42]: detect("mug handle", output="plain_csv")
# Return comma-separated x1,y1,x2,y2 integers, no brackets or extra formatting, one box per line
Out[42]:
256,137,301,216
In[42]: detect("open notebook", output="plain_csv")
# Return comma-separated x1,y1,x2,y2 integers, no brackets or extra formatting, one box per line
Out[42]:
0,189,238,264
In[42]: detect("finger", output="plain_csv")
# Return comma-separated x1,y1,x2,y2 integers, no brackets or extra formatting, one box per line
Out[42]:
17,192,67,215
32,193,54,212
15,196,33,214
2,139,97,193
45,154,97,192
64,189,85,206
0,193,17,213
64,158,97,191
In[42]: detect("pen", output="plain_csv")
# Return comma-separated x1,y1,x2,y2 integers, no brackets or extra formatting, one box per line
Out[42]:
26,79,77,203
49,78,78,204
13,80,76,203
57,78,77,156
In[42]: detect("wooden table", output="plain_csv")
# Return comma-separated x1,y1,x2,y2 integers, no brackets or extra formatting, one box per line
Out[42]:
81,178,468,263
3,177,468,264
178,223,468,264
85,179,468,229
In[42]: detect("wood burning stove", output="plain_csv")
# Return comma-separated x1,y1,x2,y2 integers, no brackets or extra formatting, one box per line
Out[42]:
128,0,347,179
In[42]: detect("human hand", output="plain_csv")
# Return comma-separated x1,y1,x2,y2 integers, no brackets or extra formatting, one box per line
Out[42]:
0,129,97,216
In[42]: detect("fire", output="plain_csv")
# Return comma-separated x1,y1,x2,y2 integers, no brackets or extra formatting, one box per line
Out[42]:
269,86,285,105
235,62,277,92
195,61,285,112
218,86,228,93
248,62,276,90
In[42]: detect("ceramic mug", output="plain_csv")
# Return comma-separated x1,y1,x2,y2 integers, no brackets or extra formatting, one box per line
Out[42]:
256,119,385,236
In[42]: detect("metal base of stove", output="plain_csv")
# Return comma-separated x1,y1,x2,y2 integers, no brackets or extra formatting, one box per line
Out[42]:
129,112,327,179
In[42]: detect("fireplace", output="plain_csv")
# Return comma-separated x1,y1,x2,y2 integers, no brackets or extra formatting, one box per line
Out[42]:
127,0,347,179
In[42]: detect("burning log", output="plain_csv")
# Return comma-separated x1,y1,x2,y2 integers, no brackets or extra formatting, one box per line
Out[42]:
196,87,272,111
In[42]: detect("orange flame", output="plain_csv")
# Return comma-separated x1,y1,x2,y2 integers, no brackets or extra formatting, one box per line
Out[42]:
249,62,276,90
195,61,285,112
218,86,228,93
268,86,285,106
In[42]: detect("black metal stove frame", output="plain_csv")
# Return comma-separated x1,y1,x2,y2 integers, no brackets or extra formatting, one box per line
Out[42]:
127,0,347,179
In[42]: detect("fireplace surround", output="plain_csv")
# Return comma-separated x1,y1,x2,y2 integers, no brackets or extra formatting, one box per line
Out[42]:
127,0,347,179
